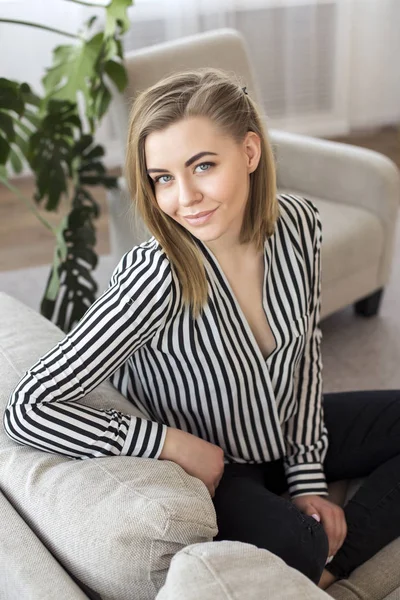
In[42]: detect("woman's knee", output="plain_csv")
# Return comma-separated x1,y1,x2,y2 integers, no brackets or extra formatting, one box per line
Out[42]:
276,506,329,584
213,474,329,583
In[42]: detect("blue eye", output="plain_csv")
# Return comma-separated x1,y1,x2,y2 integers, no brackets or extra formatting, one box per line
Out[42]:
154,174,172,184
153,161,214,185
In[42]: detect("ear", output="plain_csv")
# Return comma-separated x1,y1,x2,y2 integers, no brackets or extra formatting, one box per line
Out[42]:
243,131,261,174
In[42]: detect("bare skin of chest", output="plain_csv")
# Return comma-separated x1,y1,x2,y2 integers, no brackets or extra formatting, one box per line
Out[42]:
220,255,277,361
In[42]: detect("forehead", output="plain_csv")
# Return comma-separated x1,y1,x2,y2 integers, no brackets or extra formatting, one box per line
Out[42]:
144,116,231,163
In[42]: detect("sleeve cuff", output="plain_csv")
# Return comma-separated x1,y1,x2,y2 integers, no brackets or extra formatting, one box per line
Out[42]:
121,417,168,459
284,460,329,498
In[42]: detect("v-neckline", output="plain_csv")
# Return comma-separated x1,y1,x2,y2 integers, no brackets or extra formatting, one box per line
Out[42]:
195,237,279,364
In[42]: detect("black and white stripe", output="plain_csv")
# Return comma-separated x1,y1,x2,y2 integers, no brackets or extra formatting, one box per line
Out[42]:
4,194,328,498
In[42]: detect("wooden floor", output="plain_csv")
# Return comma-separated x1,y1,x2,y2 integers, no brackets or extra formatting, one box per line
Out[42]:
1,125,399,272
1,167,121,272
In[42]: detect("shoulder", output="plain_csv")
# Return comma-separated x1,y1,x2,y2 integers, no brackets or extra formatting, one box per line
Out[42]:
109,236,173,292
277,193,322,243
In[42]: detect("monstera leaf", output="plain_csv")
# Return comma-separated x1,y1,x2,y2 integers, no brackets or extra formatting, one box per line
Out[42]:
76,133,118,189
42,0,130,130
42,32,104,110
28,99,81,210
41,186,100,332
0,78,41,174
40,133,118,332
105,0,132,37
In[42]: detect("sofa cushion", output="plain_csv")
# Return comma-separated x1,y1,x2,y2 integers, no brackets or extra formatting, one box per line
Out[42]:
155,540,331,599
0,292,217,600
0,489,90,600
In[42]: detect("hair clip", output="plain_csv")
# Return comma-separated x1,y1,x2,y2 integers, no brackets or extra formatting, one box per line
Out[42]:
242,86,248,95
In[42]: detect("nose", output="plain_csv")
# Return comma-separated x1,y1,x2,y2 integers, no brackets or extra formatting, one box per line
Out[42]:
178,177,203,208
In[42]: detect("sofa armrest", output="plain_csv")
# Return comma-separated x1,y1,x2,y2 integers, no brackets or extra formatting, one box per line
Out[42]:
0,291,217,600
155,540,331,600
0,490,89,600
269,128,400,231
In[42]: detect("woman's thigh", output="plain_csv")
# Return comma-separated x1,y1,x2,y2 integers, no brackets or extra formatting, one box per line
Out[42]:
322,389,400,481
212,463,329,584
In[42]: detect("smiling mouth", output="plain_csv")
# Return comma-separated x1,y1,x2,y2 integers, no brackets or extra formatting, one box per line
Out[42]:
182,208,218,225
184,209,216,218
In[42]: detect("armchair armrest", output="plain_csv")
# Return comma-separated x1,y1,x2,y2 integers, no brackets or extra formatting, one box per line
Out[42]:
269,128,400,231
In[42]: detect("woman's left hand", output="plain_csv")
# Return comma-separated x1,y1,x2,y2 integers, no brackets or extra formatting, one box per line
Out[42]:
291,494,347,559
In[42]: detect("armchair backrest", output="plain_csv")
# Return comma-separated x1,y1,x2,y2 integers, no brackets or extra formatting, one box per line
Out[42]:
110,27,263,152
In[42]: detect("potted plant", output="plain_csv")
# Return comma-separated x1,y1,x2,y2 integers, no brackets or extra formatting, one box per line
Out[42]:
0,0,133,333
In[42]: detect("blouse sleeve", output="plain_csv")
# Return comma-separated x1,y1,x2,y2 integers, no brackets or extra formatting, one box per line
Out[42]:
3,243,172,460
282,201,329,499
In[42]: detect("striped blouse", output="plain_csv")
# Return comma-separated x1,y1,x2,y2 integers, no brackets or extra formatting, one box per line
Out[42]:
4,193,329,499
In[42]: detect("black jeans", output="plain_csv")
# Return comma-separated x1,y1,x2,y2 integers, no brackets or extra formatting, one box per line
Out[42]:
212,390,400,585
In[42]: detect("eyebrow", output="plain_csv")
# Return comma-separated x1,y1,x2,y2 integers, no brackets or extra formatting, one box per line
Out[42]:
146,151,218,174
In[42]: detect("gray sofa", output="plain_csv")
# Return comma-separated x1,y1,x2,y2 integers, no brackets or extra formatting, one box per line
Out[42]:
1,291,400,600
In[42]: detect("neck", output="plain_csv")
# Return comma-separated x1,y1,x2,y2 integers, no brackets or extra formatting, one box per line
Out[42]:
208,241,264,273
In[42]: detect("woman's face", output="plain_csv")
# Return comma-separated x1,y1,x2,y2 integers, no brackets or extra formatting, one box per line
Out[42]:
144,116,261,254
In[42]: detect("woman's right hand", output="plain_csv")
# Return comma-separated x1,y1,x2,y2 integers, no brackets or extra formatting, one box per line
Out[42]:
159,427,225,498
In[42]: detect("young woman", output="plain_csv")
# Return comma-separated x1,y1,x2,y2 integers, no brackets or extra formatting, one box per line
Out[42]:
4,67,400,590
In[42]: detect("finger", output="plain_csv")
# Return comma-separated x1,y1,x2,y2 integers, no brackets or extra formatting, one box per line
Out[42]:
322,523,335,557
321,513,338,557
335,509,347,553
332,508,346,555
339,511,348,550
327,510,338,556
335,510,344,554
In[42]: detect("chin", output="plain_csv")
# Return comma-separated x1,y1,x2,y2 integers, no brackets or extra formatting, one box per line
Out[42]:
195,231,224,243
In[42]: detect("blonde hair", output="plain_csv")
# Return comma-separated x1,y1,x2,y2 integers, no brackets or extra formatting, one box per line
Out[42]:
125,67,280,319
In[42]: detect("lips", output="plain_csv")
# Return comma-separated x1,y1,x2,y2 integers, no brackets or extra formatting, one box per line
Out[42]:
184,209,216,219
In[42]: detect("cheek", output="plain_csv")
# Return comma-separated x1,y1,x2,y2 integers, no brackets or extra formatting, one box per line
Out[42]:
155,191,176,217
200,171,234,204
213,172,245,207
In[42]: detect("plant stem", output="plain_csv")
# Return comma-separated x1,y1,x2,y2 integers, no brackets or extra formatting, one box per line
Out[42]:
0,19,77,39
0,177,58,236
64,0,108,7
